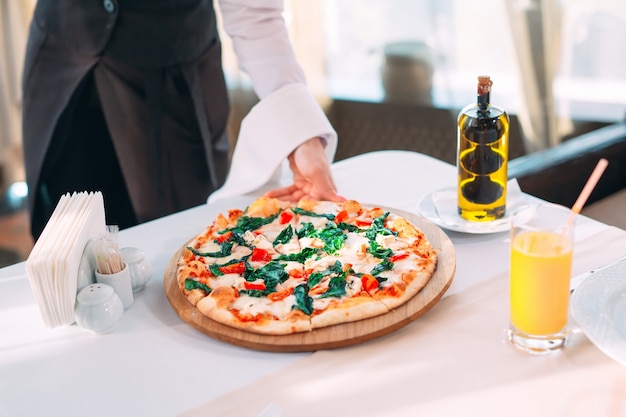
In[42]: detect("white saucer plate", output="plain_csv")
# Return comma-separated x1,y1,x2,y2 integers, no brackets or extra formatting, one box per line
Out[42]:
417,186,535,234
571,260,626,366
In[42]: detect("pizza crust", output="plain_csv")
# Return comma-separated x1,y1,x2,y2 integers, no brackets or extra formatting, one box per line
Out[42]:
197,291,311,335
311,294,389,329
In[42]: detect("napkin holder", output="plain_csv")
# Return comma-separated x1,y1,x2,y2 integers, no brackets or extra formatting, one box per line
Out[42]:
25,191,107,328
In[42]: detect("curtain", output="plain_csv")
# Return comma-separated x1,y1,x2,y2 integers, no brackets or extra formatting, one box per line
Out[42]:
0,0,34,190
505,0,567,152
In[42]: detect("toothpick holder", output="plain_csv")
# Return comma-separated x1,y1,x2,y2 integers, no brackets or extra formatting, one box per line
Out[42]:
95,264,134,309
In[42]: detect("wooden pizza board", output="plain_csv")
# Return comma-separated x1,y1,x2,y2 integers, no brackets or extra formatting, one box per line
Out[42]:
164,207,456,352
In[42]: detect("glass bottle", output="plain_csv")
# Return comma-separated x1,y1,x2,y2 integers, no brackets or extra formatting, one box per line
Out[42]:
457,75,509,221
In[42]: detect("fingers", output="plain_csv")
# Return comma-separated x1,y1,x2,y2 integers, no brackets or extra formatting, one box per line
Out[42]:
312,188,346,202
265,182,345,202
264,184,304,202
264,137,346,202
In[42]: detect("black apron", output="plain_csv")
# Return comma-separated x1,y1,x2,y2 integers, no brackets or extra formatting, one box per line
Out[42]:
22,0,230,239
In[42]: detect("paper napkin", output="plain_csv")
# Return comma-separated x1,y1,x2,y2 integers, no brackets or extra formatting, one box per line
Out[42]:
25,192,106,328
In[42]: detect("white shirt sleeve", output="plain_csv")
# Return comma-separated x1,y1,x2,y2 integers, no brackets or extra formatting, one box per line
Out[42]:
209,0,337,203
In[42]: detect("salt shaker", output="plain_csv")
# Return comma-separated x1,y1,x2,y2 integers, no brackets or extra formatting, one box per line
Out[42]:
74,283,124,334
119,247,152,293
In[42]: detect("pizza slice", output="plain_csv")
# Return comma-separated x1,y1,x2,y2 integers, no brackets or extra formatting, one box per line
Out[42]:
291,201,394,329
367,213,438,310
195,257,312,335
304,259,390,330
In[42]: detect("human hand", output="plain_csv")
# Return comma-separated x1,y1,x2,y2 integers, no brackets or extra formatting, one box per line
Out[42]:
265,137,345,202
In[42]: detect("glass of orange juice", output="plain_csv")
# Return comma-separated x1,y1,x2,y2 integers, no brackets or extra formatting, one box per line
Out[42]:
508,204,574,354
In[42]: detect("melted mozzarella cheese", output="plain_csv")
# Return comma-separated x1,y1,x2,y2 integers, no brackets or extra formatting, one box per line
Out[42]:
278,276,302,291
243,230,257,245
345,275,362,297
202,244,251,267
258,221,289,242
376,234,411,251
377,253,422,284
251,233,274,251
350,261,376,275
208,273,244,288
312,296,332,311
391,255,417,273
232,294,296,319
198,240,222,254
315,201,342,213
275,236,301,255
299,215,331,229
337,234,370,265
304,254,337,271
299,236,325,249
341,233,369,254
282,261,303,274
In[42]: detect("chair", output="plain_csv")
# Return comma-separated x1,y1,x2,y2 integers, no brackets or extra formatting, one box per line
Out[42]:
326,99,527,165
509,122,626,208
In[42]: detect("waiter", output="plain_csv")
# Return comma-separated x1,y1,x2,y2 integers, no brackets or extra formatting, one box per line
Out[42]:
22,0,342,240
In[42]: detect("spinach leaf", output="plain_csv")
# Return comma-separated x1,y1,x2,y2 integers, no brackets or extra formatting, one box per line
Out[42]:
307,271,326,288
337,222,362,233
239,289,266,298
371,259,394,276
347,266,362,277
292,207,336,220
187,241,233,258
307,261,344,288
246,261,288,293
233,213,279,233
207,258,247,277
368,241,393,259
229,230,250,248
184,278,212,294
208,263,223,276
345,265,387,286
320,276,347,298
273,224,293,246
296,222,315,239
328,260,344,274
318,226,347,254
293,284,313,315
299,223,347,254
277,247,319,263
365,212,397,241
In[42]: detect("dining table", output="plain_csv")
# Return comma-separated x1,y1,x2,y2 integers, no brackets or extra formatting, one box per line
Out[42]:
1,150,625,417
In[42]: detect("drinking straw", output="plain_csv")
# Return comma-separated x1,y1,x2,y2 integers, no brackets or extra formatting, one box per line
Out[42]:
565,158,609,228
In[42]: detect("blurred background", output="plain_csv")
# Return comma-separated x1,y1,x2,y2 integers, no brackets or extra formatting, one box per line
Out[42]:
2,0,625,266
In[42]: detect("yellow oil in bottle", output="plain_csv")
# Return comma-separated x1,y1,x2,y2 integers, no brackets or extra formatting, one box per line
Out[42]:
457,76,509,222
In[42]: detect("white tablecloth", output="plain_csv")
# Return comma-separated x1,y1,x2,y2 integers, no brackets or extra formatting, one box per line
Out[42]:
1,151,624,417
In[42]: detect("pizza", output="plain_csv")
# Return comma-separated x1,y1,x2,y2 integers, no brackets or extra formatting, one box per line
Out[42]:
176,197,437,335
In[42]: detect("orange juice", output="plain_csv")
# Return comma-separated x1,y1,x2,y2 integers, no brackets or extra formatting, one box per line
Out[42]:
510,231,572,335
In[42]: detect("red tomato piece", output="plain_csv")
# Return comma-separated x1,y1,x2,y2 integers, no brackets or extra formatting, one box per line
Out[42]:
390,252,409,262
251,247,272,262
355,218,372,227
361,274,379,294
215,231,232,243
268,288,293,301
219,262,245,275
279,210,294,224
334,210,349,224
244,281,266,291
288,269,306,279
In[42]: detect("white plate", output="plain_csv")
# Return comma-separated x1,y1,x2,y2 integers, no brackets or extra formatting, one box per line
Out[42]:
571,260,626,366
417,186,535,234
